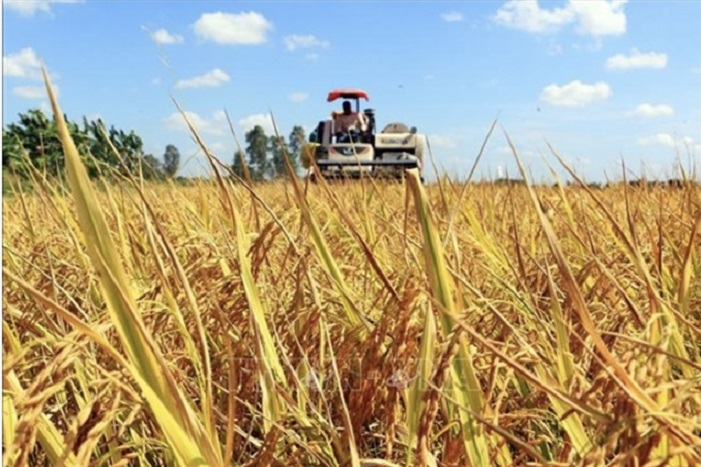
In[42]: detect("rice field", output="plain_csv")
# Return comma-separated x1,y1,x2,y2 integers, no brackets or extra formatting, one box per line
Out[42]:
3,72,701,467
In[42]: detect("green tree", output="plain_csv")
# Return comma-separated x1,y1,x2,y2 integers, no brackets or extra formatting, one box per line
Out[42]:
3,109,60,176
3,109,92,177
142,154,164,180
231,149,246,180
287,125,305,176
83,117,120,173
3,127,25,171
81,119,158,179
163,144,180,178
3,108,160,180
112,129,145,175
268,135,286,179
245,125,268,180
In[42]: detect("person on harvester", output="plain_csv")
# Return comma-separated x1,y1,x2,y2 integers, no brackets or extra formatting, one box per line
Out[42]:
331,100,367,142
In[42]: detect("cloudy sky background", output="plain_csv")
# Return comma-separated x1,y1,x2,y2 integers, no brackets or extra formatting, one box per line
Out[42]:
3,0,700,182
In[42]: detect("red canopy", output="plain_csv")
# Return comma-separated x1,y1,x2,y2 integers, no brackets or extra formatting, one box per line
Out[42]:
327,89,370,102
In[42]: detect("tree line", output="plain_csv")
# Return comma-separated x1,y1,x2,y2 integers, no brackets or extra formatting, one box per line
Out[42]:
3,108,180,180
3,108,307,184
231,124,305,181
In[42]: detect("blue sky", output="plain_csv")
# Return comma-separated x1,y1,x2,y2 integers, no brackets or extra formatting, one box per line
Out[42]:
3,0,700,182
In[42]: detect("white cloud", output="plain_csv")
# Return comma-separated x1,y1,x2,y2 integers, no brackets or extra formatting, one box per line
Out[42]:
441,11,464,22
493,0,627,37
637,133,694,148
209,142,227,153
606,48,667,70
3,0,82,17
3,47,43,80
493,0,575,33
568,0,627,37
428,134,457,149
193,11,273,45
284,34,330,51
163,111,225,135
238,113,274,135
627,103,674,118
212,110,228,122
289,92,309,103
13,85,56,99
540,80,611,107
150,28,184,45
175,69,230,89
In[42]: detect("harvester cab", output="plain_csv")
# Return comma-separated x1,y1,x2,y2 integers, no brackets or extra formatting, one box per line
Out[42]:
302,88,425,182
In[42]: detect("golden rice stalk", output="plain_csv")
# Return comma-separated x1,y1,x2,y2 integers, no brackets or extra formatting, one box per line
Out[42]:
230,200,288,433
405,302,436,466
40,64,222,466
405,168,510,466
223,108,261,231
172,103,296,436
509,133,700,460
313,171,400,302
2,323,76,466
6,235,215,467
322,318,361,467
270,112,373,333
535,261,592,456
678,207,700,325
549,143,693,377
2,379,18,466
3,371,77,466
442,117,498,246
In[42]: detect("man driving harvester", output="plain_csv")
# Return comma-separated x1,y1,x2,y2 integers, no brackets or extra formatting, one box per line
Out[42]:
331,100,368,142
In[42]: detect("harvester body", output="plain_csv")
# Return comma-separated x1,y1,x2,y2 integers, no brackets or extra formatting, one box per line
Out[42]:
302,89,425,181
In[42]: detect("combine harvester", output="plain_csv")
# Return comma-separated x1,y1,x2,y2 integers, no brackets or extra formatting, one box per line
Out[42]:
302,89,426,182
